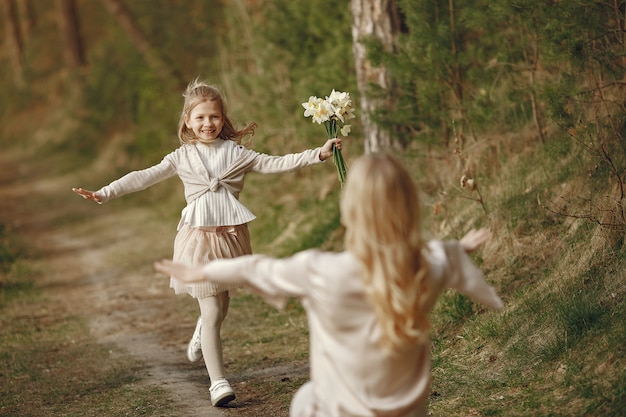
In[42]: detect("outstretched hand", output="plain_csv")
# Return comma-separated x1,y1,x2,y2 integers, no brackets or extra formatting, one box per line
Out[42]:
154,259,207,283
319,137,342,161
72,187,102,203
460,228,490,253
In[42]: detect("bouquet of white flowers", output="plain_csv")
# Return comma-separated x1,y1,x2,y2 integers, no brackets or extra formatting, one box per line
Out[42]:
302,90,355,185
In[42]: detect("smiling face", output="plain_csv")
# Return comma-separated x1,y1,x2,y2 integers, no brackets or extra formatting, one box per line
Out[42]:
185,100,224,143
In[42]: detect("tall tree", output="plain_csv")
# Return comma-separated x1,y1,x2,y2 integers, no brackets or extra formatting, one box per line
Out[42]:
16,0,35,41
2,0,24,88
56,0,84,69
365,0,519,148
350,0,401,153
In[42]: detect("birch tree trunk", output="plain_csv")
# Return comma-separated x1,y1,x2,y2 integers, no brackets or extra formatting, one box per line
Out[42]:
350,0,400,153
57,0,85,69
2,0,24,88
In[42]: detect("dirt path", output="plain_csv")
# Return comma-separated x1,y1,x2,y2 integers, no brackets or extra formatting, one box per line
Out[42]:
1,151,228,416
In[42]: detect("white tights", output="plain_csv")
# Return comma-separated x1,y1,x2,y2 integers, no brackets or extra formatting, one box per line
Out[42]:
197,291,230,382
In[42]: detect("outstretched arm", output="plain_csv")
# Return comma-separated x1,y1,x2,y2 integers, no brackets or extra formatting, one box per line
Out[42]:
154,259,207,283
459,228,490,253
319,137,342,161
72,187,103,203
155,251,317,310
439,234,504,311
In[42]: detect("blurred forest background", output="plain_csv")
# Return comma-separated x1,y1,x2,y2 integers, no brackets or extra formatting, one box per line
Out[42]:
1,0,625,416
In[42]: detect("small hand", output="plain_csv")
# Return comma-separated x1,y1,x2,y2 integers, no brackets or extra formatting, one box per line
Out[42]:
459,228,490,253
154,259,207,283
72,187,102,203
320,137,342,161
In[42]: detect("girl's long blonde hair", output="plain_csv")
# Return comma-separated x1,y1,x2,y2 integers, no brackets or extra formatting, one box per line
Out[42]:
177,78,257,145
340,153,430,352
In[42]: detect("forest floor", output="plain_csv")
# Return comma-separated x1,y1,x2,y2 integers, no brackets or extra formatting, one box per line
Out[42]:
0,148,306,417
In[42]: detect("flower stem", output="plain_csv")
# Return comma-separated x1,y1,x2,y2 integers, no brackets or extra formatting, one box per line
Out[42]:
333,144,347,186
324,119,346,186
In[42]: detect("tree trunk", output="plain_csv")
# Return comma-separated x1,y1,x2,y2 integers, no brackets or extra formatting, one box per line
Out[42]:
99,0,184,87
2,0,24,88
16,0,36,40
447,0,477,143
56,0,85,69
350,0,400,153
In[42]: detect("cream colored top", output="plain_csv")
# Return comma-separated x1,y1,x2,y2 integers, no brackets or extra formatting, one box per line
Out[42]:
194,240,504,417
96,140,323,229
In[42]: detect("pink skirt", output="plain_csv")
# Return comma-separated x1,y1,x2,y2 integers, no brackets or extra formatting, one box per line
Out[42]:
169,224,252,298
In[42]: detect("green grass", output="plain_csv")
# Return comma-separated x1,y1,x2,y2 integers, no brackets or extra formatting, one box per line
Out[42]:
0,298,177,417
0,227,176,417
2,1,624,415
2,142,624,417
422,132,626,416
3,127,624,416
224,293,309,374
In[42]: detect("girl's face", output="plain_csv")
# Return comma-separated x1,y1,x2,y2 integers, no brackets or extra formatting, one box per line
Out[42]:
185,100,224,143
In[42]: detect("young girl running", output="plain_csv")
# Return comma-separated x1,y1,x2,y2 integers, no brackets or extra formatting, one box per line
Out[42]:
73,79,341,407
154,153,504,417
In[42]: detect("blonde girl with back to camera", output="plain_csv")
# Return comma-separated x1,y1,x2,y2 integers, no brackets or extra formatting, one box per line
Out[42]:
155,153,504,417
73,78,342,407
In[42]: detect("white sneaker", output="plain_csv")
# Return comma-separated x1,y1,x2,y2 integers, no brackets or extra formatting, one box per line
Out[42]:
210,379,236,407
186,316,202,362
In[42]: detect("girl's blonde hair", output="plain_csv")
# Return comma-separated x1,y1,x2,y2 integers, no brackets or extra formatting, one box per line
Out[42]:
340,153,430,352
177,78,257,145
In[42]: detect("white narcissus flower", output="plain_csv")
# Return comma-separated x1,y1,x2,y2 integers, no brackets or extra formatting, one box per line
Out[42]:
312,100,333,124
302,96,322,118
302,90,353,185
304,91,354,123
327,90,353,122
340,104,355,121
327,89,346,106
